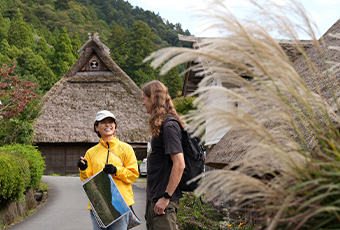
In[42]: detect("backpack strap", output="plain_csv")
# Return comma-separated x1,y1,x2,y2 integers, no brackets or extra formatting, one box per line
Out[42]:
161,117,186,150
162,116,184,133
100,142,125,167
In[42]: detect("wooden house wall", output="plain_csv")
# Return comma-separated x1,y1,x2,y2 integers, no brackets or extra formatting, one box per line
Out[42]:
36,143,147,175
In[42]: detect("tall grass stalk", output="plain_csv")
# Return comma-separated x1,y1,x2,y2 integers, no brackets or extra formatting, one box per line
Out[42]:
145,0,340,229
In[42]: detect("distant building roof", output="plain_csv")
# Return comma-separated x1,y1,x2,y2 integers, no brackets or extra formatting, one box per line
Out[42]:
178,34,313,96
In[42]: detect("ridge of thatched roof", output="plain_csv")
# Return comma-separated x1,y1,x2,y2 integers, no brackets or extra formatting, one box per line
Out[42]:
34,33,149,144
178,34,313,96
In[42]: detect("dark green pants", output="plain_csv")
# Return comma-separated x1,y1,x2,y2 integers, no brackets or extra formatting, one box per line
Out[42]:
145,199,179,230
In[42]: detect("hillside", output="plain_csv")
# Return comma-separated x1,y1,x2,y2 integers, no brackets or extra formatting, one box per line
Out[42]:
0,0,190,96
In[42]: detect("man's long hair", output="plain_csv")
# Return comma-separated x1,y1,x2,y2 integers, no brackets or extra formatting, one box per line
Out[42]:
142,80,185,136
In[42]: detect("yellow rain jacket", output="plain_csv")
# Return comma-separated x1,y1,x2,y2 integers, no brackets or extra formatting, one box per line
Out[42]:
79,136,139,209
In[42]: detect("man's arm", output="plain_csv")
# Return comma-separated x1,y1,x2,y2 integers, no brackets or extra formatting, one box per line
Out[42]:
154,152,185,215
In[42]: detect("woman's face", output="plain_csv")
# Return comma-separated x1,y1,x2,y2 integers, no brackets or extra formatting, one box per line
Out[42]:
142,92,152,114
95,117,116,138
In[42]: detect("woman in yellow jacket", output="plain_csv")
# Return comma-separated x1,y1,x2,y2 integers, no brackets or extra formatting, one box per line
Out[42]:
77,110,139,230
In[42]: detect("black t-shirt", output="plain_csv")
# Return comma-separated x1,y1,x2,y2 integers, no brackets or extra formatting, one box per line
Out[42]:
146,120,183,202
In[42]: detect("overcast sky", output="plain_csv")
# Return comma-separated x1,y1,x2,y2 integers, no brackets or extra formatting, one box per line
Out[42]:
127,0,340,39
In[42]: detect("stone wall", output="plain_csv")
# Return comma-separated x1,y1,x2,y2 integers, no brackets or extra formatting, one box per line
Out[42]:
0,189,47,228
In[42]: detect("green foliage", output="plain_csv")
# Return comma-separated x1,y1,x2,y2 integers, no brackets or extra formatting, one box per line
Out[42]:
0,152,27,205
16,47,56,94
161,67,183,98
0,118,34,145
37,182,49,192
0,0,192,94
0,144,45,189
1,40,21,61
108,25,128,67
0,13,7,41
33,36,51,60
51,27,76,78
7,9,33,49
173,97,197,115
178,193,251,230
125,20,157,85
128,20,156,65
7,152,31,191
71,32,82,59
55,0,70,11
178,193,228,230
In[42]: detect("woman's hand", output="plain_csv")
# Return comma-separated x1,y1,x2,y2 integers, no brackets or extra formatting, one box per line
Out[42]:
77,157,87,171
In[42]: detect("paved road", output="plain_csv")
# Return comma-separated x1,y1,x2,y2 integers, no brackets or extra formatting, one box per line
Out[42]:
7,176,147,230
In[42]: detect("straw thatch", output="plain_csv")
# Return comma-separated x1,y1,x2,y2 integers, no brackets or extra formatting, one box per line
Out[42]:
205,128,255,169
179,34,313,96
294,19,340,109
34,33,149,144
206,19,340,169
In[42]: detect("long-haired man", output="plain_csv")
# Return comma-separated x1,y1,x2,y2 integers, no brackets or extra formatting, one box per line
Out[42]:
142,80,185,230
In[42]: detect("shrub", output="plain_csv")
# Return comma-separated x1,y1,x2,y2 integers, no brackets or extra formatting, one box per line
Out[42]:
0,152,27,205
0,144,45,189
178,193,252,229
9,152,31,191
0,118,35,145
178,192,228,230
173,97,196,115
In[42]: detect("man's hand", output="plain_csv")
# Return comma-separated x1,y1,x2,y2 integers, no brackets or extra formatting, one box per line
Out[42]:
77,157,87,171
103,164,117,175
154,197,170,215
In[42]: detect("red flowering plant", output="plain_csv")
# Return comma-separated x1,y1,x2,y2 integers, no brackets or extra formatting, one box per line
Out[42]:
0,63,38,119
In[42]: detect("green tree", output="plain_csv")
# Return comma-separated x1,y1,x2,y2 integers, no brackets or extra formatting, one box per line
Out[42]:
55,0,70,10
127,20,156,66
51,27,76,78
161,67,183,98
126,20,157,85
7,9,33,49
48,27,60,47
34,36,51,60
0,12,7,41
108,25,128,67
132,67,157,87
17,47,56,94
0,39,11,64
71,32,82,59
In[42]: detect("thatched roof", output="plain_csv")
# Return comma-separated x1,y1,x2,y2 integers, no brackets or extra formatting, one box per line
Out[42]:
205,128,255,169
294,19,340,108
34,33,149,144
178,34,313,96
206,19,340,169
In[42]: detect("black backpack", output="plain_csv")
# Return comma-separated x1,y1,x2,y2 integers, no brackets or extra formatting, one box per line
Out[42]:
162,117,205,192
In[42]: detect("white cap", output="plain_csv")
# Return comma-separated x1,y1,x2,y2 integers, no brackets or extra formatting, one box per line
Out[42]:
95,110,116,122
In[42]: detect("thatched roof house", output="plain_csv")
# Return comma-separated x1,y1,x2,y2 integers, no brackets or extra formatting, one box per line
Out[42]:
205,19,340,169
34,33,149,174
